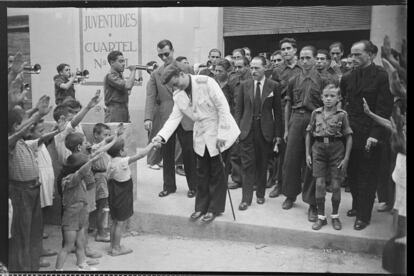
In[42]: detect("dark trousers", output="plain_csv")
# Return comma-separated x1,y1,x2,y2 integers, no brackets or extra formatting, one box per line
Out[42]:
282,111,315,205
376,142,396,206
229,143,242,184
240,119,272,204
347,145,382,223
268,138,286,185
162,124,196,192
195,147,228,214
9,182,43,271
382,215,406,274
104,102,130,123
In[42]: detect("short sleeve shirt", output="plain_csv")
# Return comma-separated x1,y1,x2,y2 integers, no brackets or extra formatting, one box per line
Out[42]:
54,74,76,105
61,171,88,207
54,122,84,165
306,107,353,138
9,139,39,181
91,143,111,172
104,69,130,106
107,157,131,182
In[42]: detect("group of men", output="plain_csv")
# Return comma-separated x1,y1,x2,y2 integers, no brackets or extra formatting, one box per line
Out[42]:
54,36,393,229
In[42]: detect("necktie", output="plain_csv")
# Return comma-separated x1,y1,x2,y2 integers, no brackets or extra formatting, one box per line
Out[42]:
254,81,261,116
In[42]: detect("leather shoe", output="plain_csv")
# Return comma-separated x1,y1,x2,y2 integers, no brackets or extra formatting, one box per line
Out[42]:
256,197,265,204
282,198,294,210
159,190,174,197
326,185,333,193
331,218,342,230
175,166,186,176
312,218,327,230
201,212,216,222
354,219,369,230
190,211,203,221
308,206,317,222
269,186,281,198
238,202,249,211
228,182,241,189
347,209,357,217
187,190,196,198
266,179,275,188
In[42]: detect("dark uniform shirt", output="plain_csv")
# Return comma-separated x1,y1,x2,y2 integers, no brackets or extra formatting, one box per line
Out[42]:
271,62,303,100
286,69,332,112
306,106,353,138
104,69,130,106
199,67,215,78
54,74,76,105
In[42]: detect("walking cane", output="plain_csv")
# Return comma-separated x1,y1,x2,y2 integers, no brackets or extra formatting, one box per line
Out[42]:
217,147,236,221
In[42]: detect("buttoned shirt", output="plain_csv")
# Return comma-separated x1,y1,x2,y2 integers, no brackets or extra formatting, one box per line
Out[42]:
9,139,39,181
271,62,302,96
286,69,331,112
107,157,131,182
104,69,130,106
306,106,353,138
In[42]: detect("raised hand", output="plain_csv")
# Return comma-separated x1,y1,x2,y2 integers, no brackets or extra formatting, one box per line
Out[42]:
362,97,371,115
37,95,52,116
57,115,68,131
87,89,102,109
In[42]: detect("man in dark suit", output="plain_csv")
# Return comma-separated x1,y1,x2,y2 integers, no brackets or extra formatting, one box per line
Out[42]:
340,40,393,230
144,39,197,198
235,56,282,211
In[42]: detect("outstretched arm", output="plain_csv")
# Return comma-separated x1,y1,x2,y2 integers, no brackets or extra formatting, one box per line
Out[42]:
128,142,160,164
71,89,101,128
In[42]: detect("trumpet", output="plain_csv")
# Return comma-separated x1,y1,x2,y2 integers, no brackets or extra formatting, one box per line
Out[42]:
134,63,158,73
73,69,89,84
23,64,41,74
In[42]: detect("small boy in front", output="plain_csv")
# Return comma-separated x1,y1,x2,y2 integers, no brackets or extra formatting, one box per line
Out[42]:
106,138,160,256
305,83,353,231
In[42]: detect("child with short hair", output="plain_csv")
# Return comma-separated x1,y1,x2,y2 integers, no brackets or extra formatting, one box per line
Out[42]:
55,129,120,271
91,123,112,242
106,138,160,256
306,83,353,231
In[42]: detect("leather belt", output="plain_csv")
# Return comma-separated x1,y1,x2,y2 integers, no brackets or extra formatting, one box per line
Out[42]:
9,179,40,188
253,115,262,120
314,136,342,144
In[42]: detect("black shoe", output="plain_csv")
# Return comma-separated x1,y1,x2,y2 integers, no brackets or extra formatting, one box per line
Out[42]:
269,186,281,198
354,219,369,230
331,218,342,230
282,198,294,210
239,202,249,211
187,190,196,198
175,166,186,176
347,209,357,217
326,185,333,193
312,218,327,230
257,197,265,204
228,182,241,189
201,212,216,222
266,179,275,188
345,186,351,193
190,211,204,221
308,206,317,222
159,190,174,197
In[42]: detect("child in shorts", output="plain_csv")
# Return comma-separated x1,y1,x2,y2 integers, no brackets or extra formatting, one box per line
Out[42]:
106,139,160,256
305,83,353,231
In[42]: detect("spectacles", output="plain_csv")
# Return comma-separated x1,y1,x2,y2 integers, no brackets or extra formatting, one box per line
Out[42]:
271,59,283,63
158,52,170,59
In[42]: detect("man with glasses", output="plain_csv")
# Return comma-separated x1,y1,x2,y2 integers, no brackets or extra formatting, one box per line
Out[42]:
200,48,222,77
144,39,197,198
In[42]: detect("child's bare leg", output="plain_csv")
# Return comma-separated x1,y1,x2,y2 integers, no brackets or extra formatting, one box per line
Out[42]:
75,227,87,266
110,220,115,249
84,221,102,258
55,230,76,269
96,204,109,238
110,220,133,256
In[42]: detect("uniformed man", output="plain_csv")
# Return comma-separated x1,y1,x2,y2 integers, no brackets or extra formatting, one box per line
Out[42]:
316,49,339,81
340,40,393,230
282,45,333,223
153,61,240,223
54,63,77,105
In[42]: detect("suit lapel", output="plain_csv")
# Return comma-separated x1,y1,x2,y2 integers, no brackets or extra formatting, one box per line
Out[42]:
249,80,254,103
261,79,270,105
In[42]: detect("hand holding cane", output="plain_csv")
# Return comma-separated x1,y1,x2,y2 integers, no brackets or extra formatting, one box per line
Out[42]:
217,144,236,221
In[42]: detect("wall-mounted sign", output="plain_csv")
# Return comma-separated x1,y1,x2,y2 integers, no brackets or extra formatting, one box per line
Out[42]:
79,8,142,86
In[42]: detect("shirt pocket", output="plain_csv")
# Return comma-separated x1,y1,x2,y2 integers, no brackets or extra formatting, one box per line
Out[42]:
327,119,343,136
315,121,324,134
292,88,301,103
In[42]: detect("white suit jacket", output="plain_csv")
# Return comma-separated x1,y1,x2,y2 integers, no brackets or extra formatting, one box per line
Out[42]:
157,75,240,157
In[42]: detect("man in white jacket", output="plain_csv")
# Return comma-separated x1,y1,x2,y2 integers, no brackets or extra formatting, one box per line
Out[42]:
153,61,240,223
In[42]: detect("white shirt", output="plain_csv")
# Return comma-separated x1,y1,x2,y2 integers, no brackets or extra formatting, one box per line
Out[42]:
54,122,84,165
254,76,265,97
107,157,131,182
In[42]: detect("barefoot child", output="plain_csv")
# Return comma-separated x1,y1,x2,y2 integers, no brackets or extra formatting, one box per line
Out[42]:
106,138,160,256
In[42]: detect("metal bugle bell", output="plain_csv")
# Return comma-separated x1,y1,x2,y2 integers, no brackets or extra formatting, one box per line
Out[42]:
74,69,89,84
135,64,158,73
23,64,41,74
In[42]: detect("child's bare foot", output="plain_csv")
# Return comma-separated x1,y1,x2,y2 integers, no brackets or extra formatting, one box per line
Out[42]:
95,234,110,242
86,259,99,266
122,230,139,237
85,248,102,258
78,262,98,271
109,246,133,256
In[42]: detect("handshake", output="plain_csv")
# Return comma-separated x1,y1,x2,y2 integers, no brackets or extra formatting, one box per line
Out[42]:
151,135,164,149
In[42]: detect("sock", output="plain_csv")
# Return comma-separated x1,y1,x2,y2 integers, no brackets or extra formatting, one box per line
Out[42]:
316,198,325,216
332,198,340,215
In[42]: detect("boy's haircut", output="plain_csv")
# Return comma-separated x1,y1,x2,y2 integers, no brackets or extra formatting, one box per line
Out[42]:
329,42,344,52
65,152,89,174
323,81,341,94
279,37,297,49
175,56,187,62
107,139,125,158
53,105,69,122
160,61,186,85
209,48,222,57
216,58,231,71
252,56,267,66
272,50,282,56
301,45,317,57
157,39,173,50
8,108,23,133
65,132,85,152
63,99,82,110
317,49,331,60
107,51,123,64
57,63,69,73
232,48,246,56
93,123,110,135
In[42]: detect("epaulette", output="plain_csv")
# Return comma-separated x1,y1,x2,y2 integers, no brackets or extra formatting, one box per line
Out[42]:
314,107,324,113
196,75,209,83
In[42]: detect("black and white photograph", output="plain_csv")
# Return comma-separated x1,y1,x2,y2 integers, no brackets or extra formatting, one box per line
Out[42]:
3,0,407,274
